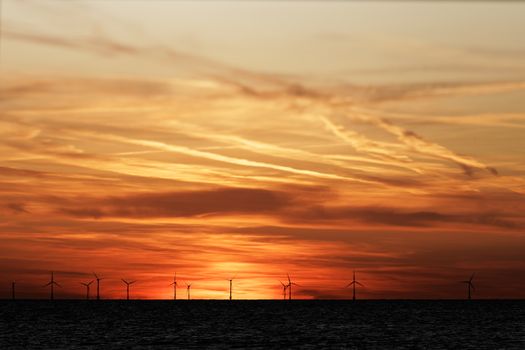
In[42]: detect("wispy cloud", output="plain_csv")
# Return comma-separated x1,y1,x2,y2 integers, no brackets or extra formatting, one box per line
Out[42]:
57,187,293,219
5,202,30,214
365,115,498,176
78,132,373,184
284,205,521,230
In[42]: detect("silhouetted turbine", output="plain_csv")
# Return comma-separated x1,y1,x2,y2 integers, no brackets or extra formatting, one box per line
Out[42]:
286,274,300,300
169,273,178,300
279,280,288,300
228,274,237,300
121,279,136,300
93,273,104,300
44,272,60,300
80,280,94,300
460,273,475,300
186,282,192,300
346,270,364,301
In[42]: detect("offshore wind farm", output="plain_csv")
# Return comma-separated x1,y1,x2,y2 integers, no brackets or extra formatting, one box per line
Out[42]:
3,271,486,301
1,270,524,348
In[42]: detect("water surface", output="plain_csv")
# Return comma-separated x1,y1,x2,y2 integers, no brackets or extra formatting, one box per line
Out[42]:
1,300,524,349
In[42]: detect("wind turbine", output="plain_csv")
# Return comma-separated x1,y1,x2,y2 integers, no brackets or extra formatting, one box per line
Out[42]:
44,272,60,300
228,274,237,300
185,282,192,300
93,273,104,300
460,273,475,300
346,270,364,301
278,280,288,300
80,280,94,300
169,273,178,300
121,279,136,300
287,274,300,300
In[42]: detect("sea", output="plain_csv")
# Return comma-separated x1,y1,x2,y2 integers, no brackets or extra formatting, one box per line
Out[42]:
0,300,524,349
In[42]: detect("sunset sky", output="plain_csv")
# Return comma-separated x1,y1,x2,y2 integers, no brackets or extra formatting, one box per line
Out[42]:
1,0,525,300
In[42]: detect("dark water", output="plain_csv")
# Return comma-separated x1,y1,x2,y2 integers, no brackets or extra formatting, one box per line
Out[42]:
0,300,524,349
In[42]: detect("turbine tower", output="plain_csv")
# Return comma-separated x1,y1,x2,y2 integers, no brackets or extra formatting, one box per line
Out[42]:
93,273,104,300
186,282,192,300
80,280,94,300
44,272,60,300
279,280,288,300
228,275,237,300
461,273,475,300
169,273,178,300
286,274,300,300
121,279,136,300
346,270,364,301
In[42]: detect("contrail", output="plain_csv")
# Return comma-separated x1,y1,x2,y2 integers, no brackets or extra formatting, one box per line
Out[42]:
345,111,498,175
164,120,418,176
319,115,417,165
81,132,376,185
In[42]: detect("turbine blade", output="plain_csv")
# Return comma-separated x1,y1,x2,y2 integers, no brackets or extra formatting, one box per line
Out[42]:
346,281,355,287
54,282,61,287
121,279,127,284
43,282,52,287
356,282,364,287
470,283,475,291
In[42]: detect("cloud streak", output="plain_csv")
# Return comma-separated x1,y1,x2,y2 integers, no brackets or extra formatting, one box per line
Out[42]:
81,132,373,184
58,187,293,219
285,205,521,230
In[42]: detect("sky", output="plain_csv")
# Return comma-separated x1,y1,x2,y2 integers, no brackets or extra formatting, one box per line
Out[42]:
0,0,524,300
